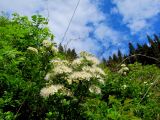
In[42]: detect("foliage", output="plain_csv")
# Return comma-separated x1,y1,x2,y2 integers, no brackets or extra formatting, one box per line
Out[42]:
102,63,160,120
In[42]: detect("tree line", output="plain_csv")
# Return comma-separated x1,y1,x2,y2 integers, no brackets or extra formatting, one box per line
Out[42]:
103,34,160,71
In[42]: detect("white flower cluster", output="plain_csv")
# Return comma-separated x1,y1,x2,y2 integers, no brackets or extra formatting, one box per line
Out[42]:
80,51,91,57
51,46,58,53
42,40,58,53
41,51,106,97
44,73,52,81
80,51,100,65
51,59,69,66
72,58,83,66
85,56,100,65
53,64,72,75
122,84,127,89
40,84,64,98
42,40,52,48
118,64,129,75
27,47,38,54
50,59,72,75
40,83,73,98
68,71,92,83
82,66,105,76
89,85,101,94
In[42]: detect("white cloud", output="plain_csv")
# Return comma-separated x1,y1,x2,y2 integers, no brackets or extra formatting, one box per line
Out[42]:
112,0,160,34
0,0,45,16
0,0,128,58
93,23,129,58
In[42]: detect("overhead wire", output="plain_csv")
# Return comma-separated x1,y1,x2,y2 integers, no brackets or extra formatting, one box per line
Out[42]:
60,0,81,44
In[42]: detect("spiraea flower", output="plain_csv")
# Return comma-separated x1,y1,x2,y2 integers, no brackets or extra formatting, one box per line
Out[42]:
118,64,129,75
42,40,52,48
40,84,64,98
53,64,72,75
122,84,127,89
60,87,73,96
85,56,100,65
89,85,101,94
27,47,38,54
82,66,105,76
122,67,129,71
121,64,126,67
66,79,72,85
50,59,69,66
72,58,83,66
69,71,92,82
98,78,105,85
80,51,91,57
44,73,52,81
51,46,58,53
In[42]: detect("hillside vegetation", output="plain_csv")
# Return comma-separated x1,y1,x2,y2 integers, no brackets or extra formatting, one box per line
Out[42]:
0,14,160,120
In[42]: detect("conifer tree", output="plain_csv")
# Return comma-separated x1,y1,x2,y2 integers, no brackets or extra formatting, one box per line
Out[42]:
118,49,122,62
129,42,135,55
58,43,64,53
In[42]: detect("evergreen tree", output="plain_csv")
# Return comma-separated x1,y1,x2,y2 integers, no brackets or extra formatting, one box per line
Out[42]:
71,49,77,59
109,56,112,61
129,42,135,55
147,35,154,46
118,49,122,62
58,43,64,53
112,53,118,62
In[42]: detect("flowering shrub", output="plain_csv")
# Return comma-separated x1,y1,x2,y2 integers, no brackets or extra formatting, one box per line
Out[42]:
40,51,106,98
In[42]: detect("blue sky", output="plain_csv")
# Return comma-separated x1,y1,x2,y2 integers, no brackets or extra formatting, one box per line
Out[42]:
0,0,160,59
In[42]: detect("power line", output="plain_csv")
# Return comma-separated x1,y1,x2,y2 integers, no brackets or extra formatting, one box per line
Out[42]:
60,0,81,44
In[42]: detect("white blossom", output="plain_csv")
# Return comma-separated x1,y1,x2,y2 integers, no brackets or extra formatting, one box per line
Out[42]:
27,47,38,54
50,59,69,66
98,78,105,85
51,46,58,53
122,84,127,89
121,64,126,67
72,58,83,66
89,85,101,94
118,65,129,75
150,83,154,85
44,73,52,81
69,71,92,82
80,51,91,57
60,88,73,96
85,56,100,65
53,65,72,75
118,69,123,75
82,66,105,76
123,72,127,75
144,81,148,84
42,40,52,48
67,79,72,85
122,67,129,71
40,84,64,98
